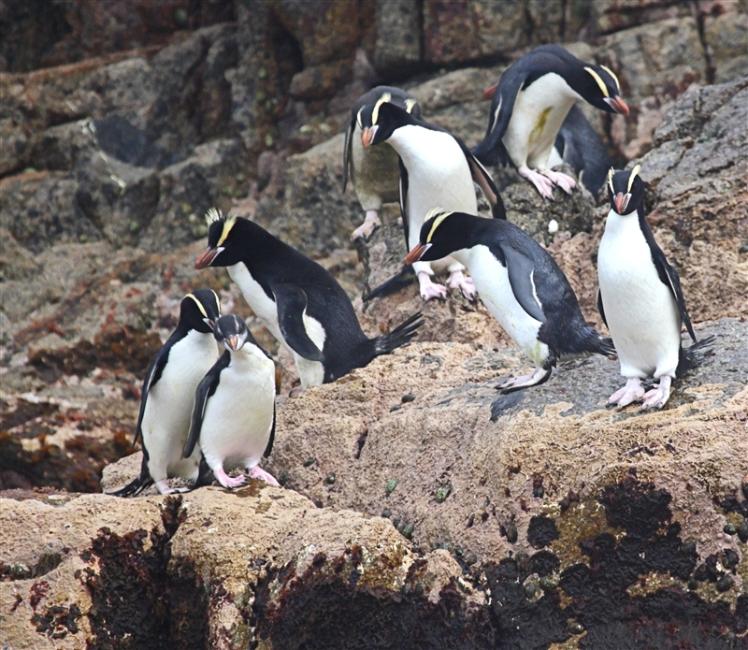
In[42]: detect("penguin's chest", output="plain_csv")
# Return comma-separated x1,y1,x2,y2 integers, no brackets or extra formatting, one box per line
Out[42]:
390,127,477,241
352,125,401,204
464,246,546,362
227,263,281,336
505,74,578,167
200,355,275,466
598,214,681,374
142,332,217,463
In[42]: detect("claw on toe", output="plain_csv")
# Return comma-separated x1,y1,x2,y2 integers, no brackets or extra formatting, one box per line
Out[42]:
417,273,448,301
248,466,281,487
447,271,477,301
542,170,577,195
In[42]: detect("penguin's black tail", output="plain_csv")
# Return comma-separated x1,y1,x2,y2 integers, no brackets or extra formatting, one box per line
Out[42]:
677,335,715,377
362,267,415,302
563,324,617,360
372,312,424,356
108,474,153,498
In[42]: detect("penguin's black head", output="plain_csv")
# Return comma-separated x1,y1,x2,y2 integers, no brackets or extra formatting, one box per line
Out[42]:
195,208,246,269
404,209,473,264
213,314,253,352
608,165,645,215
179,289,221,333
361,101,416,148
579,63,629,116
356,89,420,148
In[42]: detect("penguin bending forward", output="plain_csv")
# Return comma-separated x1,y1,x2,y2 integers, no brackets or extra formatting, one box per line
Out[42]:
405,209,615,391
597,167,712,409
110,289,221,496
343,86,421,241
185,315,278,489
195,209,423,388
362,100,505,302
474,44,629,199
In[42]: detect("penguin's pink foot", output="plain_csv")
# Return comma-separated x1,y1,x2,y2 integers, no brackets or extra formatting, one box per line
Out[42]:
542,169,576,194
417,272,447,301
214,467,246,489
496,367,551,392
155,480,189,495
248,466,280,487
447,270,477,301
641,376,672,410
519,165,554,200
351,210,381,241
608,378,645,408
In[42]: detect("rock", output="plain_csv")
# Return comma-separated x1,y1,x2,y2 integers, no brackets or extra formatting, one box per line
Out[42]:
704,9,748,83
0,488,489,648
370,0,422,76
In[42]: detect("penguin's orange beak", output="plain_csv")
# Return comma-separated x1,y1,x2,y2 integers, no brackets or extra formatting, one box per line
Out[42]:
606,96,630,116
614,192,631,214
404,243,430,265
482,83,497,100
361,126,378,148
227,335,240,351
195,247,222,269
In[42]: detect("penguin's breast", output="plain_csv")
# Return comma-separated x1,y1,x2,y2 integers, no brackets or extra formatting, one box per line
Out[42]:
467,246,544,356
227,263,281,335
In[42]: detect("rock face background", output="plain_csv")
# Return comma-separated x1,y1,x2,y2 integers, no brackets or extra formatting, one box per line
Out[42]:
1,1,747,648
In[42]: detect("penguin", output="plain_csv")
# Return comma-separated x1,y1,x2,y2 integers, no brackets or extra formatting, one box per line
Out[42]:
183,314,278,489
474,44,629,199
343,86,421,241
195,208,423,388
110,289,221,496
597,166,711,409
404,208,616,391
361,100,505,302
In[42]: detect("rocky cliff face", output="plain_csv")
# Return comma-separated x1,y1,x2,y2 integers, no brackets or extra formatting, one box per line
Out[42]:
1,1,747,648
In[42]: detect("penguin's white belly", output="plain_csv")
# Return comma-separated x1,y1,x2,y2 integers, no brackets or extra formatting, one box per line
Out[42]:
352,126,401,209
142,332,217,479
199,354,275,469
228,262,326,387
389,126,477,272
598,213,681,378
464,246,548,364
504,73,578,169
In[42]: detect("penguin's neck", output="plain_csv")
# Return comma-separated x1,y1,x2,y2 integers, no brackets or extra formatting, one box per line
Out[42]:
386,125,456,171
229,346,271,371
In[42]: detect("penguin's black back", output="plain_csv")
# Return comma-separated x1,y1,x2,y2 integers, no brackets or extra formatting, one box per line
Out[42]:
555,105,611,196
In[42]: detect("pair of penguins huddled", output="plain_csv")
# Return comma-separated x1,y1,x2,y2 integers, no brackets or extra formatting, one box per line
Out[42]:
114,45,711,496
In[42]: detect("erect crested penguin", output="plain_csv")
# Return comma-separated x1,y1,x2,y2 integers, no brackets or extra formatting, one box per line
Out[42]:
362,100,505,302
195,208,423,388
474,44,629,199
184,314,278,489
597,166,712,409
404,208,615,392
343,86,421,241
110,289,221,496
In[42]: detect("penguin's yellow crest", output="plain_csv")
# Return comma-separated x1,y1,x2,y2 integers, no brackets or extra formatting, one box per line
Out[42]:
599,65,620,93
371,92,392,125
425,208,452,243
584,67,609,97
404,98,418,114
607,168,615,193
186,293,208,318
627,164,641,192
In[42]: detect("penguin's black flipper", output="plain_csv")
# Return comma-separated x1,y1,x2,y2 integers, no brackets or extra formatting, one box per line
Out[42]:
362,267,416,302
132,344,171,446
640,220,697,343
496,244,546,323
273,284,325,362
472,66,526,166
398,158,410,248
184,352,229,458
263,402,276,458
342,114,355,192
597,290,608,328
454,136,506,219
555,106,611,197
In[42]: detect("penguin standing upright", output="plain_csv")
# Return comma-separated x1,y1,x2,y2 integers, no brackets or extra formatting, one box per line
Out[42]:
184,315,278,489
362,101,505,301
474,44,629,199
405,209,615,391
195,209,422,388
597,166,709,409
110,289,221,496
343,86,421,241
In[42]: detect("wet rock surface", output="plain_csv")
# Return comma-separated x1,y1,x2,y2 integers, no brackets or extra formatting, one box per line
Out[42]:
2,2,748,647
